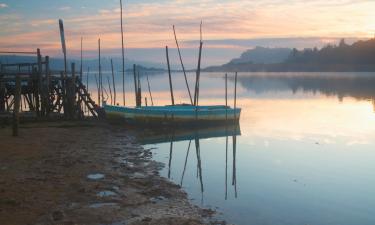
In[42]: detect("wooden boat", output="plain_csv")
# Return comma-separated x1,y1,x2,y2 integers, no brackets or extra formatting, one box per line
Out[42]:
104,103,241,126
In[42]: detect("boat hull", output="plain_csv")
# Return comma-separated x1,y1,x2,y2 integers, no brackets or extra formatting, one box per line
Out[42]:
104,105,241,126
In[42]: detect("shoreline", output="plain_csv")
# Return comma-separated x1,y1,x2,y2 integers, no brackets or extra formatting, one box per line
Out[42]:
0,121,218,225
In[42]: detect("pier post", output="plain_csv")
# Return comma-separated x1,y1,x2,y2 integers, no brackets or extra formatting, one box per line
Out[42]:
12,75,21,136
45,56,50,116
37,48,43,117
60,71,67,117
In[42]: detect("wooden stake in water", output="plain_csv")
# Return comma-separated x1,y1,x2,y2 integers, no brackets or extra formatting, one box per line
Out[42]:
86,67,90,115
234,72,238,122
94,73,99,104
120,0,126,106
137,69,141,106
146,75,154,106
194,22,203,106
80,37,83,81
165,46,175,105
133,64,138,106
111,59,116,105
86,67,90,93
173,25,193,105
107,76,113,105
98,38,102,106
225,73,228,121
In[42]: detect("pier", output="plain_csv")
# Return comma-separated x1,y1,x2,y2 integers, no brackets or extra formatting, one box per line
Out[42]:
0,50,102,129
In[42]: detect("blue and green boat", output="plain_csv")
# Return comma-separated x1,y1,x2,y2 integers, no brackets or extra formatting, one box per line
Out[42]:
104,103,241,126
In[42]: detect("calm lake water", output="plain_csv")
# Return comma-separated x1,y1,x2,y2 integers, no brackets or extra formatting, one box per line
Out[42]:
93,71,375,225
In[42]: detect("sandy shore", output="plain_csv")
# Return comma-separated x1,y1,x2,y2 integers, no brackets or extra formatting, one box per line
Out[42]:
0,121,217,225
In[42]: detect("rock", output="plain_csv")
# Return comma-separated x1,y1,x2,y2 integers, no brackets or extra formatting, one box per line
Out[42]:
51,210,64,221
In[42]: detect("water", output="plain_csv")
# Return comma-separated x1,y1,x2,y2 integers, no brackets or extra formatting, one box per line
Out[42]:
118,71,375,225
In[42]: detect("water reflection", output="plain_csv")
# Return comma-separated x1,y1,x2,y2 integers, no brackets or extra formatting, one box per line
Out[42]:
135,72,375,225
235,73,375,109
138,124,240,202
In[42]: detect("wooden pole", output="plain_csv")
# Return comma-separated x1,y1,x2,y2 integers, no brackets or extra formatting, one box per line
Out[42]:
173,25,193,105
86,67,90,115
80,37,83,81
120,0,126,106
137,69,142,107
60,71,66,116
225,73,228,122
59,19,67,75
165,46,175,105
71,63,76,118
111,59,116,105
225,132,228,200
146,75,154,106
37,48,43,116
98,38,102,106
234,72,237,122
133,64,138,106
94,73,99,104
193,42,202,106
71,62,76,81
107,76,113,105
194,23,203,106
12,74,21,136
45,56,50,116
86,67,90,93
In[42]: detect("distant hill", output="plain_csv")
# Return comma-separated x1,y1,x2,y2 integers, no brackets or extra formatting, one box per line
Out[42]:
204,38,375,72
0,55,164,72
229,46,291,64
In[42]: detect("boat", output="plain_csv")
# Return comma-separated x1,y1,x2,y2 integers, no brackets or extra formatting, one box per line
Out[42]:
104,103,241,126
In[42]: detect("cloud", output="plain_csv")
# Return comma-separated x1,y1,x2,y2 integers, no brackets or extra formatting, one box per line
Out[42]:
0,3,8,8
59,6,71,11
0,0,374,64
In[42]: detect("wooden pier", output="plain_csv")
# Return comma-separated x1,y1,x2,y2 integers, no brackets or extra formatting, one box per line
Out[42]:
0,49,102,128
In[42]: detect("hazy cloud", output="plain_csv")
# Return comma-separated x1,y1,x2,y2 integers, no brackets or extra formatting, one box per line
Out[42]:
0,3,8,8
59,6,71,11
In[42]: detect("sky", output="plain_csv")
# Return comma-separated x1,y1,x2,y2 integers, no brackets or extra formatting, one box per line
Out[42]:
0,0,374,68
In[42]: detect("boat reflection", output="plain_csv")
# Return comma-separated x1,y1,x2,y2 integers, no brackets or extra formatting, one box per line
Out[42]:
138,124,240,202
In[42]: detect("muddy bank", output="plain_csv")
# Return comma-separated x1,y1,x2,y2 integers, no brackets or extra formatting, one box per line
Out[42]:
0,121,219,225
